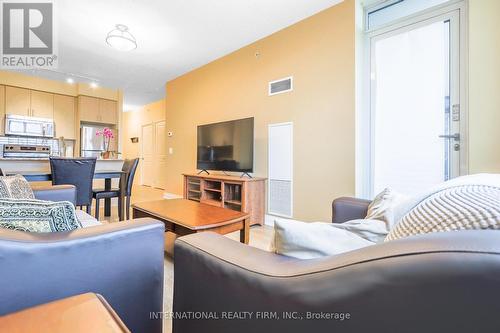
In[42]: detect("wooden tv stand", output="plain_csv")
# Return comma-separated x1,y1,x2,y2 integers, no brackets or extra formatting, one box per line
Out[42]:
183,173,266,226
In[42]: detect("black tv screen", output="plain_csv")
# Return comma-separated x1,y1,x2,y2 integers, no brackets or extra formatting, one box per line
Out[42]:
197,117,254,172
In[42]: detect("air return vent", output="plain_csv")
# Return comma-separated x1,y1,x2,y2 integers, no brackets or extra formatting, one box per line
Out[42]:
268,76,293,96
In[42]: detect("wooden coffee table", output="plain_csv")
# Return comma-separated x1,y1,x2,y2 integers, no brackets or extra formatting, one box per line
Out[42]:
132,199,251,244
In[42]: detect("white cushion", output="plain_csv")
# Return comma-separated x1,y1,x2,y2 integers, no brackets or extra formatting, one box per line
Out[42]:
271,218,376,259
75,210,102,228
365,188,406,230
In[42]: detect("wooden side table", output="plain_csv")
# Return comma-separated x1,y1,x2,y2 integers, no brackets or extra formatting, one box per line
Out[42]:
0,293,130,333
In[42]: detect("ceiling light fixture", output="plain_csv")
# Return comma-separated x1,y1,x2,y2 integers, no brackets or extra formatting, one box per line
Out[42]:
66,77,74,84
90,82,99,89
106,24,137,51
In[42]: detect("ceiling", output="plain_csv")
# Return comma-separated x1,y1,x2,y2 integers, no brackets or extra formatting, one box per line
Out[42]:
12,0,344,110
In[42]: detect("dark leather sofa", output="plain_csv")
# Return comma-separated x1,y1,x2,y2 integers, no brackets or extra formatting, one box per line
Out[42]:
173,197,500,333
0,185,165,333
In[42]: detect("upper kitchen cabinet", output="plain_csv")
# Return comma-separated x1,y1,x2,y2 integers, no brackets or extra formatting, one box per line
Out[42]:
5,87,54,118
78,96,118,125
30,90,54,118
78,96,100,122
54,94,76,140
5,86,31,116
99,99,118,124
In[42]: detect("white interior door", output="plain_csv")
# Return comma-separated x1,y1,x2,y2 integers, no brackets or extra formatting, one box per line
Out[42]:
370,10,463,196
154,121,167,189
268,122,293,218
141,124,154,187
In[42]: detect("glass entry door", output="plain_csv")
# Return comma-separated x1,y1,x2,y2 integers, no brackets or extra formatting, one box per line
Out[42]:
370,10,462,195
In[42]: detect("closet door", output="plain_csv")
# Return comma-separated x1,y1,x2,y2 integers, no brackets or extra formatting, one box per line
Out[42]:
268,122,293,218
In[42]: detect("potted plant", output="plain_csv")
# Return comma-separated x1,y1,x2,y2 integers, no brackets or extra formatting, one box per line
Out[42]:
96,128,114,159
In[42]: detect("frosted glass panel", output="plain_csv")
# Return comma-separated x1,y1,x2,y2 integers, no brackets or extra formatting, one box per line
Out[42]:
373,21,447,195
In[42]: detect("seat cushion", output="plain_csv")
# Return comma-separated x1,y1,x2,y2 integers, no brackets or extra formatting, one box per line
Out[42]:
271,218,376,259
92,189,120,199
0,175,34,199
0,198,81,232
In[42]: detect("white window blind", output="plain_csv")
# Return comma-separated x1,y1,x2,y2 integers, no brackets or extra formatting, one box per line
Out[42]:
367,0,450,30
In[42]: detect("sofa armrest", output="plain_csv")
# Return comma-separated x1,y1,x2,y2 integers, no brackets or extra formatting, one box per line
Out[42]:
32,184,77,205
332,197,371,223
0,218,165,333
173,231,500,333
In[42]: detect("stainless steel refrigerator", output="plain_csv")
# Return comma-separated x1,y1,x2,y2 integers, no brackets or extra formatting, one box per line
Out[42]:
80,125,118,158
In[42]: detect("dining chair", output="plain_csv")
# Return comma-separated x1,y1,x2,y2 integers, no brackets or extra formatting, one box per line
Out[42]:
93,158,139,221
49,157,97,214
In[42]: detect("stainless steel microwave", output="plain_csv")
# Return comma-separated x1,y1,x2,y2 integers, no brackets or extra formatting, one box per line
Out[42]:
5,114,54,138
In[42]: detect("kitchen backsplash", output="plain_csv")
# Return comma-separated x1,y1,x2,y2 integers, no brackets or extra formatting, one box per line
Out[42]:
0,136,74,157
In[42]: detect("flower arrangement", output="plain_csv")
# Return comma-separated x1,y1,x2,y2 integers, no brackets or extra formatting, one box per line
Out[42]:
96,127,114,159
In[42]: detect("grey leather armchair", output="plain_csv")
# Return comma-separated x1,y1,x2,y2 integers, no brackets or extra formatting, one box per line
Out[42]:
0,185,165,333
173,197,500,333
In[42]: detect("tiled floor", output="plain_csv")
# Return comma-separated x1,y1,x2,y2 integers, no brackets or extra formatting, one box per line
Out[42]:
92,185,273,333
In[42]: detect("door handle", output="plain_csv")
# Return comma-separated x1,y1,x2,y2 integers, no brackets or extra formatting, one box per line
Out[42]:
439,133,460,141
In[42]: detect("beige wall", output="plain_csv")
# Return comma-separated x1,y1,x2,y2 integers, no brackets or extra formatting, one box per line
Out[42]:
468,0,500,173
122,99,166,181
164,0,355,221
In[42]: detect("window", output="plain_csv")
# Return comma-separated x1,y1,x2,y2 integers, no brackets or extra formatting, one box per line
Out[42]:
366,0,451,30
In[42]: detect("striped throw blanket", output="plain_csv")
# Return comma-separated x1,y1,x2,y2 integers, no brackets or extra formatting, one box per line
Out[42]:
386,174,500,241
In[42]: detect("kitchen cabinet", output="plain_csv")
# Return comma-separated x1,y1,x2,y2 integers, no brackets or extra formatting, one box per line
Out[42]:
99,99,118,124
78,96,100,122
0,85,5,135
78,96,117,125
5,87,54,118
54,94,76,139
5,86,31,116
30,90,54,118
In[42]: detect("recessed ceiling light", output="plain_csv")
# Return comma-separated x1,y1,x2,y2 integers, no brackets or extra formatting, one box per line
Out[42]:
106,24,137,51
90,82,98,88
66,77,74,84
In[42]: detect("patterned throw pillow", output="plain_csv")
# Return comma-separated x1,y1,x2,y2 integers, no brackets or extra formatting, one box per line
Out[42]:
0,175,35,199
385,185,500,241
0,198,82,233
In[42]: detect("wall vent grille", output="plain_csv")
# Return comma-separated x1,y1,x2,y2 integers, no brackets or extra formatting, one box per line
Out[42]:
269,76,293,96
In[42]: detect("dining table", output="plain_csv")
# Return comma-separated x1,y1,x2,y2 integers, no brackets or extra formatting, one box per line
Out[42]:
7,170,126,220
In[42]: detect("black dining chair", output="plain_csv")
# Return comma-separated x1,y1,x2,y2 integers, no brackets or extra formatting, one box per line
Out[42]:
93,158,139,221
49,157,97,214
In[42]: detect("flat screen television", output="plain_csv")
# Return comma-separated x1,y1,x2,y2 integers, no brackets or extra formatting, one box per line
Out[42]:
197,117,254,173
